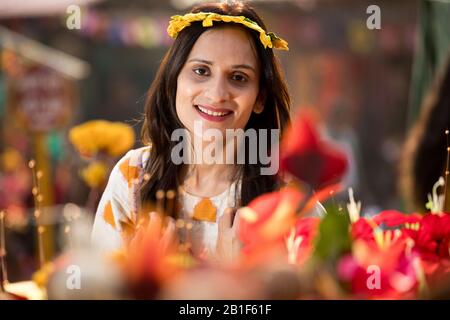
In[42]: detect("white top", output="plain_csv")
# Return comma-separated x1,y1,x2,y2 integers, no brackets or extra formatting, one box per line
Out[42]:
177,179,241,258
91,146,241,258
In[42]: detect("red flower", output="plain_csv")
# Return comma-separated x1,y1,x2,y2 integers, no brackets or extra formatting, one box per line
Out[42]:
407,213,450,259
401,213,450,284
351,210,421,244
337,239,420,299
238,188,304,246
350,210,450,287
372,210,422,227
237,188,305,265
279,110,348,189
285,217,320,265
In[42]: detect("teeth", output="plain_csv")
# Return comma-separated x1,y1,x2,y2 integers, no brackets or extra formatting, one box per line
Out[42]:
197,105,229,117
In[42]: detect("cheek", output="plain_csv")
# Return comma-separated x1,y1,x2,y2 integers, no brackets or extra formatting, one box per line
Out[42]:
176,73,202,102
176,76,193,115
175,75,202,131
236,87,259,119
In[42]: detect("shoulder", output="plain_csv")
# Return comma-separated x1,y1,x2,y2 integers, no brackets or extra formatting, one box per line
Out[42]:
112,146,151,186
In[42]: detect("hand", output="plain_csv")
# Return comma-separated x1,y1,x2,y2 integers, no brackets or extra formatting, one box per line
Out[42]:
216,207,242,263
129,212,176,253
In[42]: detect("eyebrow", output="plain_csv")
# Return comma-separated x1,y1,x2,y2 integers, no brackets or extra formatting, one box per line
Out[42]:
187,58,257,73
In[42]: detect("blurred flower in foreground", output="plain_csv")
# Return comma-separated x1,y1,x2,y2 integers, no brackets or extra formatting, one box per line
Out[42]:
69,120,135,158
286,217,320,265
115,212,196,299
237,188,304,265
279,110,348,189
237,110,350,267
239,188,304,247
341,180,450,299
350,209,450,286
337,238,421,299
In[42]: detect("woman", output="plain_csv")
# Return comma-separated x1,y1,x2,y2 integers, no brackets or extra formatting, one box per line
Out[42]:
92,1,291,260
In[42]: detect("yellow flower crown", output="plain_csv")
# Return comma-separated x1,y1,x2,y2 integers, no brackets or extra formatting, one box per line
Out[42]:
167,12,289,51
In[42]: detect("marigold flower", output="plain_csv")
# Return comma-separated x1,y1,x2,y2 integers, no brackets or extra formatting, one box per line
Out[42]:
69,120,135,158
80,161,108,189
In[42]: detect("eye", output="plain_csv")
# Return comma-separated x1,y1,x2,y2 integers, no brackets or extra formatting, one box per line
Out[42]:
231,73,248,82
193,66,209,76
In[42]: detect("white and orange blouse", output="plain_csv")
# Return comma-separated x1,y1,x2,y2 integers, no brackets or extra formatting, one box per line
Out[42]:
91,146,241,257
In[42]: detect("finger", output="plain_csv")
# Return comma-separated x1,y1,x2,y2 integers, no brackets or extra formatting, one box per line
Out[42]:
148,211,162,233
219,207,235,232
162,218,176,251
129,228,143,249
230,209,243,257
140,211,160,246
149,211,159,223
232,208,241,234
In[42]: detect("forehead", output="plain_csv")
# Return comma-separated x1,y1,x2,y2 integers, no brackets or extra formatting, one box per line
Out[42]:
187,26,259,68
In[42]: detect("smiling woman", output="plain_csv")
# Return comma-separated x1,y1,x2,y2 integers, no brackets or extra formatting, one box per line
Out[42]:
91,1,291,260
176,25,261,132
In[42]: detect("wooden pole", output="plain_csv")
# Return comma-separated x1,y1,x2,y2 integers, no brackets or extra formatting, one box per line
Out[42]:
0,210,7,291
32,132,55,264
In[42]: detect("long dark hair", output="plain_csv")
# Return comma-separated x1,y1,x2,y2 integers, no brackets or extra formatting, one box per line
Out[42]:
140,1,291,214
400,53,450,212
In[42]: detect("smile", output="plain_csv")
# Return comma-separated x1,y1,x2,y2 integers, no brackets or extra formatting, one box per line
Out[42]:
194,104,233,122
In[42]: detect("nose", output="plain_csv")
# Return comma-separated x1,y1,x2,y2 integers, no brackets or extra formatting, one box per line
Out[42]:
204,75,231,103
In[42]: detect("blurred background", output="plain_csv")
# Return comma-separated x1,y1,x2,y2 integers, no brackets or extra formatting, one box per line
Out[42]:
0,0,449,282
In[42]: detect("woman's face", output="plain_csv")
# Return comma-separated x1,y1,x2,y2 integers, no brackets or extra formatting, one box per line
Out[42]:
176,26,261,135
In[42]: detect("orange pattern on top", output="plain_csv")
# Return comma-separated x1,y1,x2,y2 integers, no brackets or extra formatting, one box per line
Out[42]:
193,198,217,223
103,201,116,228
119,158,139,188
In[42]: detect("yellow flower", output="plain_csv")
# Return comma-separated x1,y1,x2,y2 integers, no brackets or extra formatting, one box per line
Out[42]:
268,32,289,51
106,122,136,157
202,15,214,27
273,38,289,50
167,16,191,38
1,147,23,172
69,120,135,158
32,262,54,289
80,161,108,188
259,32,272,49
166,12,288,51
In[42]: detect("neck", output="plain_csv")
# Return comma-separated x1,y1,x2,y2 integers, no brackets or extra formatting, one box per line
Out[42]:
184,162,236,186
179,130,243,197
181,163,238,198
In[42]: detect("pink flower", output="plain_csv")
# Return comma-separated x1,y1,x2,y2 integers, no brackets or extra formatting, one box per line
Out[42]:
337,239,419,299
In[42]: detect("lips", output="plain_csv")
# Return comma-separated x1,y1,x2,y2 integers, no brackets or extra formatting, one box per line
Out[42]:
194,104,233,122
